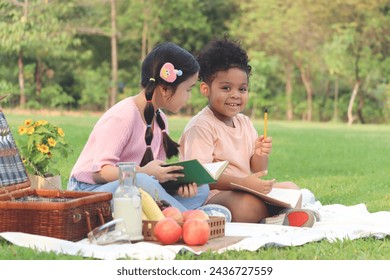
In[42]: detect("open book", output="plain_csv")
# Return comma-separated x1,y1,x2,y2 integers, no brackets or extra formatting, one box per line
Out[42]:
161,160,228,193
230,183,302,208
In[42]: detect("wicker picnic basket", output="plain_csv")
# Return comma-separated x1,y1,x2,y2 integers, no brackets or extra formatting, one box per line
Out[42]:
0,107,113,241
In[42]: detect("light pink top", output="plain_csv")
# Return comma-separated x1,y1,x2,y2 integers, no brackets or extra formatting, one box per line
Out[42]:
70,97,167,185
179,106,258,177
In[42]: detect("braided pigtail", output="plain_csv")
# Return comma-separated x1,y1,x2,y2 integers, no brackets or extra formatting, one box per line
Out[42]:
155,109,179,159
139,42,199,164
140,78,156,167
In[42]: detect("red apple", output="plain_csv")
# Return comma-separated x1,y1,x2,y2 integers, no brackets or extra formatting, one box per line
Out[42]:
182,218,210,246
153,217,182,245
182,209,209,222
162,206,184,223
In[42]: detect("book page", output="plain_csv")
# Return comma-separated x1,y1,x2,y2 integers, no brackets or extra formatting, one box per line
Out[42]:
230,183,302,208
203,161,228,179
266,188,302,207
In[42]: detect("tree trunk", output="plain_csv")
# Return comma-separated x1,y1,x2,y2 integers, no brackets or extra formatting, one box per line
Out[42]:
357,73,371,124
141,0,154,61
18,0,29,106
333,77,339,121
35,58,42,96
18,50,26,107
348,49,362,125
357,90,365,124
299,65,313,121
319,79,330,121
141,0,148,61
285,63,293,121
141,21,148,61
109,0,118,109
347,80,360,125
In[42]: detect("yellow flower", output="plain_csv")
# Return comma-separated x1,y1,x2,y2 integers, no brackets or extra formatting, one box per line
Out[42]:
18,118,72,177
35,120,48,127
37,144,50,154
57,127,65,137
18,126,27,135
24,119,33,126
27,126,35,135
47,137,57,147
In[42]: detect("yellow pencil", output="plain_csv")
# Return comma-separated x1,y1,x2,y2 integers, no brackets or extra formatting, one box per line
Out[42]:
263,108,268,140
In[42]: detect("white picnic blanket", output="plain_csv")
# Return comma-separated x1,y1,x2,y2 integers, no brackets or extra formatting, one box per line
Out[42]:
1,201,390,260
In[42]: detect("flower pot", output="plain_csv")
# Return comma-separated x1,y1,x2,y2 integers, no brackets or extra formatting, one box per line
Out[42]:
28,174,62,190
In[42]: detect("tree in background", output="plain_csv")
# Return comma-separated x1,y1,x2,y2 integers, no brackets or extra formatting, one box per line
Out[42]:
230,0,389,123
0,0,388,124
231,0,333,121
0,0,78,108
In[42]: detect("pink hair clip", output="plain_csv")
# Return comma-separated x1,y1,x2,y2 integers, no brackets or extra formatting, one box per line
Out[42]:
159,62,183,83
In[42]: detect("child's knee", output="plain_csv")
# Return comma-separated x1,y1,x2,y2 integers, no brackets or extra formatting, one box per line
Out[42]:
231,194,269,222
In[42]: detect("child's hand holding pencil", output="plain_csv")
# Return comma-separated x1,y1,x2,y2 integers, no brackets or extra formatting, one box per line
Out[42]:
255,108,272,157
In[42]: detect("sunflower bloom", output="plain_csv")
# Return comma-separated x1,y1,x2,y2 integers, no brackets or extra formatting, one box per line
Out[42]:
24,119,33,126
19,119,72,176
47,137,57,147
37,144,50,154
36,120,48,126
27,126,35,135
18,126,27,135
57,128,65,137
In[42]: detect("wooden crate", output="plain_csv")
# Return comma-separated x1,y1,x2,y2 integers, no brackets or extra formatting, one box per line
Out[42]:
142,216,225,242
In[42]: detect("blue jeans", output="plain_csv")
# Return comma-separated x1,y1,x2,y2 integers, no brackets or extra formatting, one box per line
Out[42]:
67,174,209,212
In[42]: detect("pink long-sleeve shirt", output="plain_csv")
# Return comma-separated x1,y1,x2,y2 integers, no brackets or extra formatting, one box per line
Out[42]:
70,97,167,185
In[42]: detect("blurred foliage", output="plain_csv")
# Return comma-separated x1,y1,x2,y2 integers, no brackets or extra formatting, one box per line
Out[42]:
0,0,388,123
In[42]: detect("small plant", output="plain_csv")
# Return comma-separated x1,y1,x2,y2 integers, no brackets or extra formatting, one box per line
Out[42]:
17,119,72,177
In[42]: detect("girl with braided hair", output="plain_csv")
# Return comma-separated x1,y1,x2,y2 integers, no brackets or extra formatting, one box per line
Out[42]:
68,42,209,211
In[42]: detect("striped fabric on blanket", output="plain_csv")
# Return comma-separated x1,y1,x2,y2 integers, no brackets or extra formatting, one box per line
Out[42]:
0,111,29,187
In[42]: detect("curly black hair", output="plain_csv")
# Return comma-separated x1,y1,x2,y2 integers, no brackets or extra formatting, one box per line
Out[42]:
197,36,252,85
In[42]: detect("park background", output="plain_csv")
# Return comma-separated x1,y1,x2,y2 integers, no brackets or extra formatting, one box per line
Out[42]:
1,0,389,125
1,0,390,260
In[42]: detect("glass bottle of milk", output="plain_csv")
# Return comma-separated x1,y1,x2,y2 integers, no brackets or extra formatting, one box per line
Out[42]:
113,162,144,241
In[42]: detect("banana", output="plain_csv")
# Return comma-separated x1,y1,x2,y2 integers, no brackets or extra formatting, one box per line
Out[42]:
139,188,165,221
142,210,148,220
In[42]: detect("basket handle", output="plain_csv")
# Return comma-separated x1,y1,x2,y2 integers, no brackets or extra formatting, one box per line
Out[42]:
85,208,106,232
85,211,92,232
97,208,105,225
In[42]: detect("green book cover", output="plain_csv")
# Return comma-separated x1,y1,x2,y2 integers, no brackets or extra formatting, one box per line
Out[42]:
161,159,228,193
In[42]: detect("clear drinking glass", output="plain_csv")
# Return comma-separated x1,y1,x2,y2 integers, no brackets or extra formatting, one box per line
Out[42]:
87,218,132,245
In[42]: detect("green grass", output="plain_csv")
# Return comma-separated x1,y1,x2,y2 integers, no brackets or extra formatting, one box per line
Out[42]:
1,112,390,259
